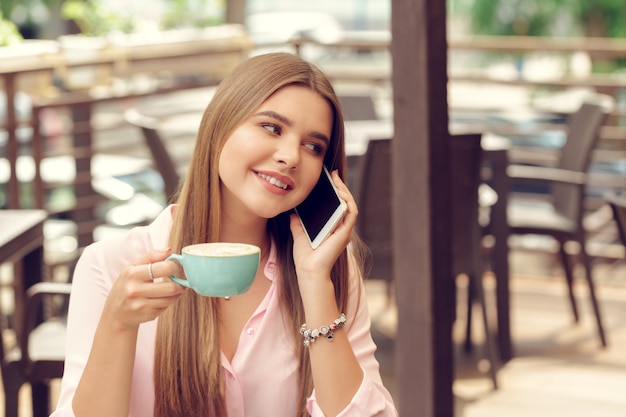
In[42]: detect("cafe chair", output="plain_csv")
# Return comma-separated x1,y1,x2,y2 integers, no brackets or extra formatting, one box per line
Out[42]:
605,193,626,249
353,137,499,388
123,108,183,204
338,94,379,121
1,281,72,417
450,134,500,388
488,101,609,347
352,138,393,300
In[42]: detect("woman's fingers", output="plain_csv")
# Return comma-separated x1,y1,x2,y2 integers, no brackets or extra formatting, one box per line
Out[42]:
105,278,185,328
125,265,185,296
125,289,184,316
328,171,358,238
102,249,186,329
330,171,358,216
290,171,359,278
131,248,173,281
131,247,172,265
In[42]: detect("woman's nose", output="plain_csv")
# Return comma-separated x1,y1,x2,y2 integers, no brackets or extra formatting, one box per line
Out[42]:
274,139,300,169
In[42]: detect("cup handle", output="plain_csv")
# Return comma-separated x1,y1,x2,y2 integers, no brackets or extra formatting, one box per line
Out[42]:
165,253,190,288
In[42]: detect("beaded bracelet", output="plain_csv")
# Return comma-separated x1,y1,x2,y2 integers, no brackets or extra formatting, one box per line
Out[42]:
300,313,347,347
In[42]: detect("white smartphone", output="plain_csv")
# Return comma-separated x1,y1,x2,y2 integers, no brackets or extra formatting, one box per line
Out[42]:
295,166,348,249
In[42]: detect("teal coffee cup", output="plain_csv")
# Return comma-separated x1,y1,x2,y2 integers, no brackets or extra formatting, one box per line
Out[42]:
166,242,260,297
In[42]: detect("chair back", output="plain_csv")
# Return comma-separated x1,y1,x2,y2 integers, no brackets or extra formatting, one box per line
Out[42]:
354,134,485,281
354,138,393,281
0,306,9,367
553,102,607,222
449,134,484,276
606,193,626,248
0,281,71,417
124,108,181,203
339,94,379,121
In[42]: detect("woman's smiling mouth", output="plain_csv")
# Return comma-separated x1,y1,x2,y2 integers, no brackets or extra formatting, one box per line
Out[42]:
256,172,290,190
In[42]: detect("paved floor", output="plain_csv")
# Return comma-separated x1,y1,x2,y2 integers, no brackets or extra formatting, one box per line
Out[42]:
367,249,626,417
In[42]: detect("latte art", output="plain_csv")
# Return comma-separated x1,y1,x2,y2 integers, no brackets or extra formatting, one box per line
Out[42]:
183,243,260,257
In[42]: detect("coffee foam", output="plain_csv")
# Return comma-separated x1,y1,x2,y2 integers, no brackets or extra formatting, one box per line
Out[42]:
184,243,260,257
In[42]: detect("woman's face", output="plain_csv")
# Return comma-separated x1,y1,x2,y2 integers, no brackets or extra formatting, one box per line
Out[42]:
218,85,334,221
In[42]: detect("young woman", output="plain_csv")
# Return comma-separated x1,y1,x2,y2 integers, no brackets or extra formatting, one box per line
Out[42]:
51,52,398,417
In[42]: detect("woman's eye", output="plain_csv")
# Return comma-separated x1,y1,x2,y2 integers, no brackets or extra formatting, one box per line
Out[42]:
262,123,281,135
304,142,325,155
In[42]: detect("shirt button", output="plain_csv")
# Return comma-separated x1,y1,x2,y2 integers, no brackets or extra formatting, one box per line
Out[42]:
247,327,255,336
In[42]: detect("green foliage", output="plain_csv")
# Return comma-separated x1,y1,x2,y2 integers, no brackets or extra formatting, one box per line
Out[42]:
1,0,62,25
160,0,224,30
0,12,24,46
447,0,626,74
448,0,626,38
573,0,626,37
61,0,135,36
2,0,226,38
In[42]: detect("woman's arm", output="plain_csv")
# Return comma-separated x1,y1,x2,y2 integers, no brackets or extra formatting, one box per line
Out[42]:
52,245,185,417
299,255,398,417
299,277,364,415
307,264,398,417
290,171,398,416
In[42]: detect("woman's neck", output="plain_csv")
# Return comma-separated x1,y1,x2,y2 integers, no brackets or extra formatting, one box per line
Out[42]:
220,220,270,256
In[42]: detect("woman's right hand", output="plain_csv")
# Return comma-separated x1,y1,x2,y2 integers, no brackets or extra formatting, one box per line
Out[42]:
72,248,185,417
100,248,186,331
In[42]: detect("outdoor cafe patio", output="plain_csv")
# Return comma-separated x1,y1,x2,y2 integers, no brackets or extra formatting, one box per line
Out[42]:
1,1,626,416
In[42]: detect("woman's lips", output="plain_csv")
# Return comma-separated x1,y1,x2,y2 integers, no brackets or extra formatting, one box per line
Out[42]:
257,172,289,190
255,171,295,195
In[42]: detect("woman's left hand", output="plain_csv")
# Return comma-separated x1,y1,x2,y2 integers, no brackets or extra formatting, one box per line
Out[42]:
289,170,358,285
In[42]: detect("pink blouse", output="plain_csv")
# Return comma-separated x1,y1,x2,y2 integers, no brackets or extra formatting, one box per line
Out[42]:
51,206,398,417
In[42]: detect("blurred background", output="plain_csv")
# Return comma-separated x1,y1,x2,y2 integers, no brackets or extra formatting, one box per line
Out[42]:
1,1,626,416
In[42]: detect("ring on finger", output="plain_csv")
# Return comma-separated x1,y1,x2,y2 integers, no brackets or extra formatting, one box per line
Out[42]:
147,263,154,280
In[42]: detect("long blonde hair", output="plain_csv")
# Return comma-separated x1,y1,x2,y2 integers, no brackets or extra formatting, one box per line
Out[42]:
154,52,357,417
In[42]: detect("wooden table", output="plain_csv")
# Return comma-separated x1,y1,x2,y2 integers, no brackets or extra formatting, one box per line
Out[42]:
0,209,47,340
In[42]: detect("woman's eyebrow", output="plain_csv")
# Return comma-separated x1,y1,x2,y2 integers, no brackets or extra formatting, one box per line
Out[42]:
254,110,330,145
255,110,292,126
